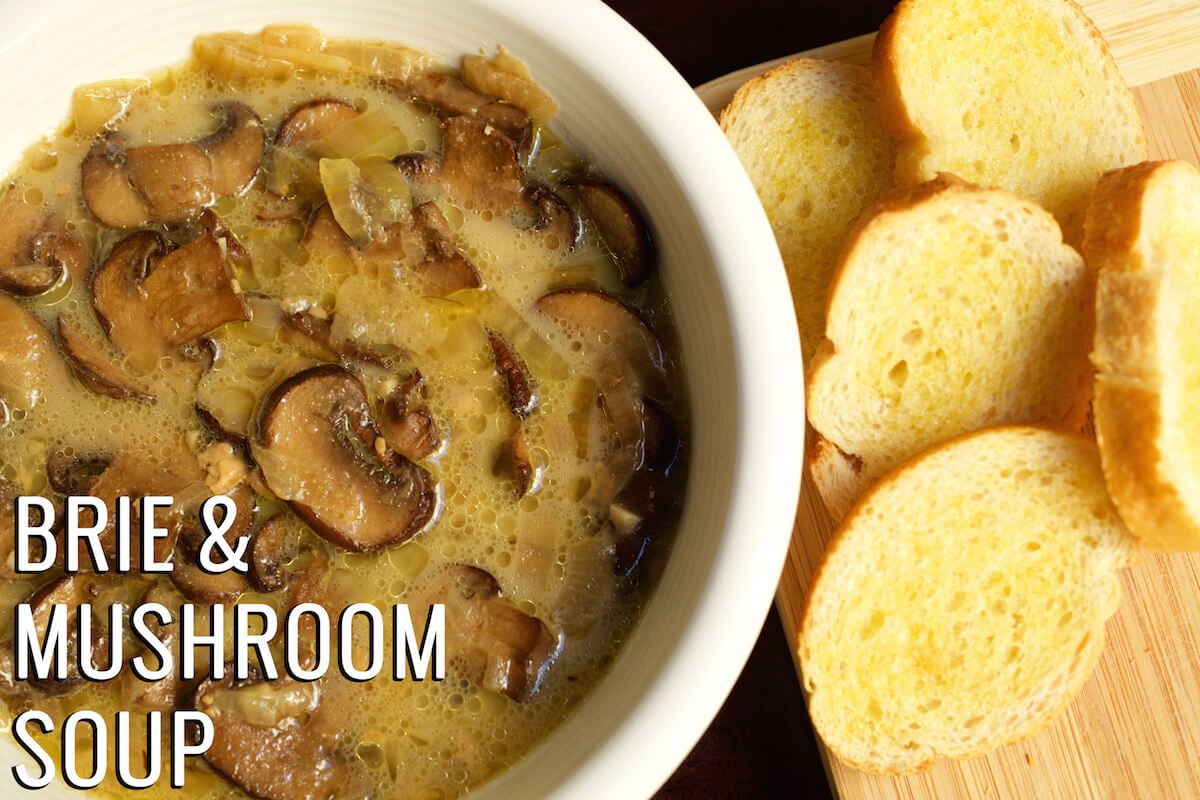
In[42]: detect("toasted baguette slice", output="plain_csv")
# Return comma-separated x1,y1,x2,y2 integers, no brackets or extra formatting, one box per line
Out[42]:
720,58,894,366
874,0,1147,245
1083,159,1200,552
806,175,1094,519
799,426,1137,774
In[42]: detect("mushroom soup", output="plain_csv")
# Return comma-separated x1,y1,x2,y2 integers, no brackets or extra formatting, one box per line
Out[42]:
0,25,687,799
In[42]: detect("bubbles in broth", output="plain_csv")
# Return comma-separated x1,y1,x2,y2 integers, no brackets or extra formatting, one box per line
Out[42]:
0,24,687,800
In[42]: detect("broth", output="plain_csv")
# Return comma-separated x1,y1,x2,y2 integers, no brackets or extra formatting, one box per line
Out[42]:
0,25,687,800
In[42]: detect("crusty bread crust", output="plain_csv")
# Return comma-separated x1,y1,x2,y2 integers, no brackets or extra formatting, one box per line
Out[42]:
874,0,1147,245
799,426,1137,774
1084,160,1200,551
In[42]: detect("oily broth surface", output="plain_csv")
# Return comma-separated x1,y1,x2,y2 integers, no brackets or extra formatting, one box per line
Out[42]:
0,31,687,800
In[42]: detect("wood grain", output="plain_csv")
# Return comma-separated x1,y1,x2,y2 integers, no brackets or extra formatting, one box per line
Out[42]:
699,2,1200,798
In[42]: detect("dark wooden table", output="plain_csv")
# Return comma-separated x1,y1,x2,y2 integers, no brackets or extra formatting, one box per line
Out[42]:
595,1,898,797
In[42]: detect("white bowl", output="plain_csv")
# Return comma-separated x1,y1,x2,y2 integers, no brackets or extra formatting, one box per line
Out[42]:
0,1,804,797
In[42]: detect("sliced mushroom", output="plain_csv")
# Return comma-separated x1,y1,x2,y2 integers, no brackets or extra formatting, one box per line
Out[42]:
378,201,481,296
391,71,530,140
300,203,356,268
487,331,535,417
609,468,679,577
570,177,655,286
0,294,75,414
194,669,365,800
128,581,190,711
535,287,666,400
248,516,296,593
250,365,437,551
0,187,89,297
399,115,576,249
522,182,581,251
376,378,441,463
200,102,267,197
57,316,155,402
436,114,524,213
496,425,542,499
275,98,360,147
82,102,264,228
46,449,114,496
22,574,120,694
423,565,560,701
170,484,256,603
92,229,248,370
53,448,195,570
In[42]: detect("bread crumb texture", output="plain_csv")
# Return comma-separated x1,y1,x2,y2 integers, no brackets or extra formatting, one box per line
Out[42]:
874,0,1147,244
720,58,894,366
799,427,1136,774
1084,159,1200,551
807,176,1093,516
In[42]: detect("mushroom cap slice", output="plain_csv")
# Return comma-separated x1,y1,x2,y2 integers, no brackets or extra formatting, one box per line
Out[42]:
199,101,266,197
0,294,74,413
487,330,536,417
82,103,264,229
393,71,531,140
92,230,248,370
534,288,666,392
571,177,655,287
56,316,155,402
424,565,561,701
250,365,438,551
275,98,360,147
194,670,364,800
0,188,89,297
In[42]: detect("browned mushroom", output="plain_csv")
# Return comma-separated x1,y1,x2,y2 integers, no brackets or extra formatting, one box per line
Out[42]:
82,102,264,229
92,229,248,370
0,187,89,297
570,177,655,287
391,71,531,140
46,448,195,571
500,425,541,498
299,203,357,275
20,574,128,694
46,449,114,496
0,294,75,414
275,98,360,147
250,365,438,551
194,669,365,800
398,115,577,249
372,201,482,296
535,287,666,408
201,102,268,197
487,330,536,417
248,516,296,593
170,484,257,603
128,581,191,711
56,316,155,402
423,565,560,701
376,377,441,463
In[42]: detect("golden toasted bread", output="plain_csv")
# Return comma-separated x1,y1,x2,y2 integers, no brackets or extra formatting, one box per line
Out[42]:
1083,159,1200,552
799,426,1137,774
806,175,1095,519
720,58,894,366
874,0,1147,245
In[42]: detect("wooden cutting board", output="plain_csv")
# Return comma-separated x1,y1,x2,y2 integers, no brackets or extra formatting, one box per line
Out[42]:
697,2,1200,798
